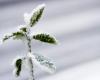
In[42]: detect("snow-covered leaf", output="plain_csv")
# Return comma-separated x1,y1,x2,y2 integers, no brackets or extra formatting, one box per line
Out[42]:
2,34,13,42
18,25,27,32
33,33,57,44
30,4,45,27
24,4,45,27
33,53,56,73
13,31,25,40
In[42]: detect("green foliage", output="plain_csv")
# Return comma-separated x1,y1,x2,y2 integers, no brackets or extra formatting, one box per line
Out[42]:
2,4,57,80
33,33,57,44
3,35,13,42
30,7,45,27
13,31,25,40
15,59,22,76
20,27,27,32
2,31,25,42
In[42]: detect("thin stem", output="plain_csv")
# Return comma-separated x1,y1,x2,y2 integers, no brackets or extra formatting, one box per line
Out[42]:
29,58,35,80
25,28,35,80
27,38,31,53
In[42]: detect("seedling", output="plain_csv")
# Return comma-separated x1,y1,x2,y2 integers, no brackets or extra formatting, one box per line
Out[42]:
2,4,58,80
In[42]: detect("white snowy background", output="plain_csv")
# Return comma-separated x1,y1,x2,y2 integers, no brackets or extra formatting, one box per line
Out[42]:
0,0,100,80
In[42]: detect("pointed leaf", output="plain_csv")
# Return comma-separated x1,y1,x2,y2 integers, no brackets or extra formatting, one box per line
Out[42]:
20,27,27,32
13,31,25,40
18,25,27,32
30,4,45,27
2,34,13,42
33,33,57,44
15,58,22,76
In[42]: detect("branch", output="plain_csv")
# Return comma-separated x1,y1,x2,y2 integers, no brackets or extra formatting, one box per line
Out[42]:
2,34,13,42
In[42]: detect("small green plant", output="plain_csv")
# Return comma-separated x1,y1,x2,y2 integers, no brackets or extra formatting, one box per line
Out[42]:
2,4,58,80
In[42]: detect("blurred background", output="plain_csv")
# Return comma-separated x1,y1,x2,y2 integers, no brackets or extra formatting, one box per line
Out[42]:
0,0,100,80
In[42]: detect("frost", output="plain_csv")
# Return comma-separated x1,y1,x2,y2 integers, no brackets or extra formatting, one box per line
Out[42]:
24,4,45,27
2,3,57,80
2,33,13,42
24,13,31,25
18,25,24,29
26,53,56,73
13,31,25,40
33,53,56,73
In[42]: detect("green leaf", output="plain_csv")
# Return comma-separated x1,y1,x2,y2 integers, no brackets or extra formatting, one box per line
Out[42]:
33,33,57,44
15,59,22,76
13,31,25,40
2,34,13,42
2,31,25,42
30,5,45,27
18,25,27,32
20,27,27,32
33,53,56,73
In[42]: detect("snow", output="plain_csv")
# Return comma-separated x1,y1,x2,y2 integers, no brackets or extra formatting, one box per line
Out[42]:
41,58,100,80
0,0,100,80
24,3,45,26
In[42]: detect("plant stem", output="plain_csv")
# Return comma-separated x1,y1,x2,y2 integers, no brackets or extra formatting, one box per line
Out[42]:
25,28,35,80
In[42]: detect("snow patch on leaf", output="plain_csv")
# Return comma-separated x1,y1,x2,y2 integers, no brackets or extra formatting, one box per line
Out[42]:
32,53,56,73
24,4,45,27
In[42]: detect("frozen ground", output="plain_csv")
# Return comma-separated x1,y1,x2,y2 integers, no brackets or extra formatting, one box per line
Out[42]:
0,0,100,80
